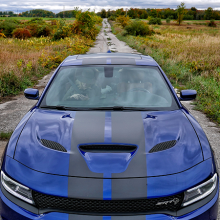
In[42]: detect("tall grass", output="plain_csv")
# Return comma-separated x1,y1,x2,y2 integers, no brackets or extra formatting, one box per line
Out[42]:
111,21,220,124
0,36,96,97
0,15,102,98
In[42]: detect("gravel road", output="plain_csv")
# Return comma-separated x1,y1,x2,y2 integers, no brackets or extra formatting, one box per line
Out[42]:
0,18,219,219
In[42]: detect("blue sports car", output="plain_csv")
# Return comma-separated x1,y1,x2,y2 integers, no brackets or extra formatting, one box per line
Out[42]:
0,53,218,220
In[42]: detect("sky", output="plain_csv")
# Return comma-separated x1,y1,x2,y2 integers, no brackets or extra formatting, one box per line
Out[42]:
1,0,220,13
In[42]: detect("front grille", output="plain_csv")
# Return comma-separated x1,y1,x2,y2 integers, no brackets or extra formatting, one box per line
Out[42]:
32,191,184,214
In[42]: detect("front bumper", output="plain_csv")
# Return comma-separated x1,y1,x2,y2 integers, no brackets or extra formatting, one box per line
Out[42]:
0,186,218,220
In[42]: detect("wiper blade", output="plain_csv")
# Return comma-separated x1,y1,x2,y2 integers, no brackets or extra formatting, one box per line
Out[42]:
40,106,157,111
90,106,151,111
40,105,68,110
40,105,92,111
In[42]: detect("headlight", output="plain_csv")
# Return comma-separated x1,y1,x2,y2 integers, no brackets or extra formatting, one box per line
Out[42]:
1,171,34,204
182,173,217,207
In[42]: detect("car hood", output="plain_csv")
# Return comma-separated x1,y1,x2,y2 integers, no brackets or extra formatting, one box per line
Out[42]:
14,108,203,178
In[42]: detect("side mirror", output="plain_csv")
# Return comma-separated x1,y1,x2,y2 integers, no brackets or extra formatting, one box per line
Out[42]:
24,88,39,100
179,90,197,101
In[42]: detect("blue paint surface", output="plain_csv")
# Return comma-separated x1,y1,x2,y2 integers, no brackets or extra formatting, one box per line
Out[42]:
147,158,214,198
103,217,111,220
78,144,138,174
62,58,83,66
13,109,75,176
105,112,112,142
6,110,34,158
182,108,212,160
103,173,112,200
141,110,203,176
106,59,111,65
3,156,69,197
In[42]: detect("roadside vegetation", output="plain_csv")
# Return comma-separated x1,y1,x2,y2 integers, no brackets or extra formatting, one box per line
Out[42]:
0,132,12,140
0,12,102,99
109,16,220,124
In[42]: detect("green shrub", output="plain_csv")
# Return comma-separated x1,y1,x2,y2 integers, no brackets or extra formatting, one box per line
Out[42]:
27,18,46,25
208,20,217,27
25,24,39,37
148,17,162,25
25,18,49,37
125,19,152,36
52,20,71,40
12,28,32,39
71,11,100,40
166,18,171,24
108,15,116,21
37,25,51,37
183,15,194,20
0,20,18,37
116,15,130,28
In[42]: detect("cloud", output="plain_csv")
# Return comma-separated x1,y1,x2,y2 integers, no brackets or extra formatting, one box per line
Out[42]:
0,0,220,13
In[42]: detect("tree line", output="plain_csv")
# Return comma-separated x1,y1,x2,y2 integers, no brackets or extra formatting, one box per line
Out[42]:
0,6,220,20
98,7,220,20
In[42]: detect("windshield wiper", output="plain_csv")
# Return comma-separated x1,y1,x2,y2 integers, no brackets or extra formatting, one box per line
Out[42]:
40,105,158,111
40,105,91,111
90,106,152,111
40,105,68,110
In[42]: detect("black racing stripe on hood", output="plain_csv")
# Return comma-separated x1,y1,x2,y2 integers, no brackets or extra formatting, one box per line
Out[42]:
111,112,147,178
68,111,105,177
112,178,147,199
69,215,103,220
68,177,103,199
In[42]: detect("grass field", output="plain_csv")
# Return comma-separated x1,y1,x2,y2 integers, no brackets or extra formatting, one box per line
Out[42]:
111,20,220,125
139,19,220,27
0,17,75,23
0,36,94,98
0,15,102,99
0,17,75,21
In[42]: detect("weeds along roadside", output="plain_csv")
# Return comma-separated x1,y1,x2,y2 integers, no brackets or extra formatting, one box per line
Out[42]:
110,19,220,125
0,13,102,99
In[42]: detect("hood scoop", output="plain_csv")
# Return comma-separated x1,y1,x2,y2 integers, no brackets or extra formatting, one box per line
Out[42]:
79,144,137,153
149,140,177,153
79,144,138,174
41,139,67,152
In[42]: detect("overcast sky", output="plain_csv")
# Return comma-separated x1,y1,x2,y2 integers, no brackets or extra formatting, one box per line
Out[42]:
1,0,220,13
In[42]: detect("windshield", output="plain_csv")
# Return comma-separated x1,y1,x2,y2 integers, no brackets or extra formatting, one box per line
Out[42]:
40,65,178,110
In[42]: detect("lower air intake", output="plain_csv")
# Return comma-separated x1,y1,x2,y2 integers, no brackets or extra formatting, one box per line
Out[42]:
32,191,184,214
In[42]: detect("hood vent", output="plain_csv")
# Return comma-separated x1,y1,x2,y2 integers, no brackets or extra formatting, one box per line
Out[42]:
79,144,137,153
149,140,177,153
41,139,67,152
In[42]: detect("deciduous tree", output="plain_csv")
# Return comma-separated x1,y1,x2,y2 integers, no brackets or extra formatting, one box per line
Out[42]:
176,2,186,25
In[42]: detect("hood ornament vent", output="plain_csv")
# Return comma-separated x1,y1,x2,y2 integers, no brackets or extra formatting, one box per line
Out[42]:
79,144,137,153
41,139,67,152
149,140,177,153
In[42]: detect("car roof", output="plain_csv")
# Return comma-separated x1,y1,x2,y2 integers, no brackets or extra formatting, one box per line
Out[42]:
61,53,158,66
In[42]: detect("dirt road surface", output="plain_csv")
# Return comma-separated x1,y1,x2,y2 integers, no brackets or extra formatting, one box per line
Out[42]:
0,18,219,219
